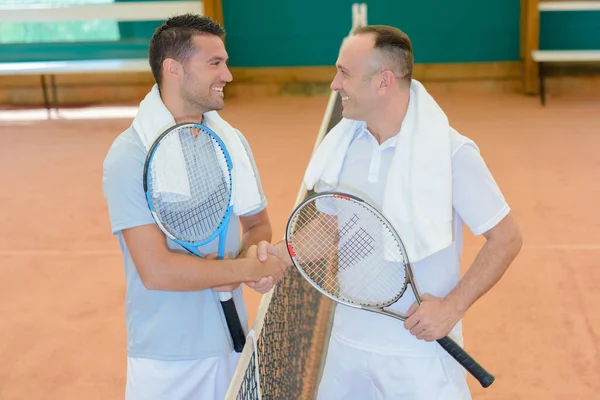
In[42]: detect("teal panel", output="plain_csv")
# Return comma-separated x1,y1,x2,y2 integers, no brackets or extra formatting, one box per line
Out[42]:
368,0,521,63
222,0,521,66
223,0,599,66
0,41,149,62
222,0,356,67
540,11,600,50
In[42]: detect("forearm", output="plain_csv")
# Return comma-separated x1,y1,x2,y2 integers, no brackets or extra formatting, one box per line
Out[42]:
240,220,272,257
446,233,521,314
142,252,261,291
124,224,272,291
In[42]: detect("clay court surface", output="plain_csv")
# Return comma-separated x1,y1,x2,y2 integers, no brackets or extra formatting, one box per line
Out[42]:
0,91,598,399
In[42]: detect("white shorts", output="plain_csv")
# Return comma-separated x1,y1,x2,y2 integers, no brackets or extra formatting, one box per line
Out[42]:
317,335,471,400
126,352,240,400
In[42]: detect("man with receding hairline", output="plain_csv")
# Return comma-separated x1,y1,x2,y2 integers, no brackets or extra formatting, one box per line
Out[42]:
254,25,522,399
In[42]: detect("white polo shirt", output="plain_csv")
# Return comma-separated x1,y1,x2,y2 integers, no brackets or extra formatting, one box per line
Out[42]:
323,125,509,357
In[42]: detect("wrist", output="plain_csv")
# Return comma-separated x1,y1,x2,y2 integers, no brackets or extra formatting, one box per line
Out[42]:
444,293,468,317
275,240,293,267
238,257,259,282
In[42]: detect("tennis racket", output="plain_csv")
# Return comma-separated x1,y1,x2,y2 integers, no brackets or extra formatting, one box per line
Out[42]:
143,122,246,352
285,191,495,388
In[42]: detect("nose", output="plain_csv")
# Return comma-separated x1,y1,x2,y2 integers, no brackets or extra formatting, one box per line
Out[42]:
222,65,233,83
330,72,342,92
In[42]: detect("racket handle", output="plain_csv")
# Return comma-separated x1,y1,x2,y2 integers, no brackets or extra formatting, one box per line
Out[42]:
436,336,495,388
218,294,246,353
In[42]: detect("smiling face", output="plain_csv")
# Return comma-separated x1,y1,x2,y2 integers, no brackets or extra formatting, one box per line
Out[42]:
177,34,232,113
330,34,382,122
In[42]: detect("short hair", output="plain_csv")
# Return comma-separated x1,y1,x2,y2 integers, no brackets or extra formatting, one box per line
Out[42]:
353,25,413,84
149,14,225,86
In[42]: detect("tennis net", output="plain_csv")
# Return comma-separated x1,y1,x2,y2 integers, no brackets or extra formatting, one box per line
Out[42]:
225,4,366,399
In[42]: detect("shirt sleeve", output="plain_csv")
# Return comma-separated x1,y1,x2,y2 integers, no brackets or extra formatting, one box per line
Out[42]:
102,137,155,234
234,129,268,217
452,142,510,235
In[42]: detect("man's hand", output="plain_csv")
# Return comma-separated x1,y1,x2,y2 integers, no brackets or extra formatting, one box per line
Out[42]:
245,276,275,294
255,240,293,267
242,241,292,294
403,294,463,342
243,245,277,294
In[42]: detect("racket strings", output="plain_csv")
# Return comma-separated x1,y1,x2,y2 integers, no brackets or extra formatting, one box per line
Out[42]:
160,181,227,237
335,210,402,305
337,227,374,270
338,213,359,238
289,196,407,307
149,126,232,243
289,206,339,293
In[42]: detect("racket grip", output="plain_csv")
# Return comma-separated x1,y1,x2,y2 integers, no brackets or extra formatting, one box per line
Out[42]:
436,336,495,388
220,297,246,353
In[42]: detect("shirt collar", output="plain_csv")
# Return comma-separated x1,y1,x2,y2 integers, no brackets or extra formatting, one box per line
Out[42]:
354,123,399,150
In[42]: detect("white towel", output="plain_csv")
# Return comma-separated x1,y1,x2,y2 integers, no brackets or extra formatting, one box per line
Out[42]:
133,84,263,216
304,79,453,262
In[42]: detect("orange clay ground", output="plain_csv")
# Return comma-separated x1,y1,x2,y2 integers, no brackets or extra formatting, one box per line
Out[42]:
0,91,599,399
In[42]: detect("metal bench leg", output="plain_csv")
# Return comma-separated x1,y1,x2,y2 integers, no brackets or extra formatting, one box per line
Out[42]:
50,74,59,116
538,62,546,106
40,75,51,118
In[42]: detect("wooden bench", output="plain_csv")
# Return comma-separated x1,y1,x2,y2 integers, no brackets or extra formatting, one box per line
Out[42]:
522,1,600,105
533,49,600,105
0,1,206,116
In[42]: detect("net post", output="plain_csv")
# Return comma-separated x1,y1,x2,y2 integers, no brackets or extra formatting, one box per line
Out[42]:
360,3,367,27
351,3,368,32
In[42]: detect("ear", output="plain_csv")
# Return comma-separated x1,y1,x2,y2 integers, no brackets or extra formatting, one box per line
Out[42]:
379,70,395,91
162,58,181,82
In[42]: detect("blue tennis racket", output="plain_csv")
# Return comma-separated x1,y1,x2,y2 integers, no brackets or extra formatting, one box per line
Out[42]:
142,122,246,352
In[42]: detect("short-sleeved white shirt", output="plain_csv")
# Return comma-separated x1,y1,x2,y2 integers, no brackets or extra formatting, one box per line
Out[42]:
320,125,509,357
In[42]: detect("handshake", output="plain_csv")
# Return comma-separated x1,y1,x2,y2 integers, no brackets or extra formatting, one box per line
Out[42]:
242,240,293,294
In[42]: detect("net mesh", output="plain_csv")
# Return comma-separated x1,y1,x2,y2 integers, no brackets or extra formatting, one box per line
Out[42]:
225,5,366,399
225,94,342,400
226,93,342,400
238,269,332,400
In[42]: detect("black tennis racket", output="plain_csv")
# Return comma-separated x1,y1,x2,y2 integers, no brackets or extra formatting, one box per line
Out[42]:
285,191,495,388
143,122,245,352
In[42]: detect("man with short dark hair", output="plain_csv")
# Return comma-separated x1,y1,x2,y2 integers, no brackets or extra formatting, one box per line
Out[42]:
102,14,287,399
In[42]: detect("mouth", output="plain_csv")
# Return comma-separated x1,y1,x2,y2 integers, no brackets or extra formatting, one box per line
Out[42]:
341,95,349,106
211,86,224,96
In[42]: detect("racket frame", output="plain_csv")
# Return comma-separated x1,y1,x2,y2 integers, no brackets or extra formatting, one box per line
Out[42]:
285,191,495,388
142,122,246,353
143,122,234,253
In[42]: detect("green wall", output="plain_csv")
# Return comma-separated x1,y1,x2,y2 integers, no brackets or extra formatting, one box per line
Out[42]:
223,0,521,65
223,0,600,66
540,10,600,50
1,0,598,66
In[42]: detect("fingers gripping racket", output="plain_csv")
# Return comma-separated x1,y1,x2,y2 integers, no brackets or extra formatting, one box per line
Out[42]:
285,192,495,388
143,122,246,352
